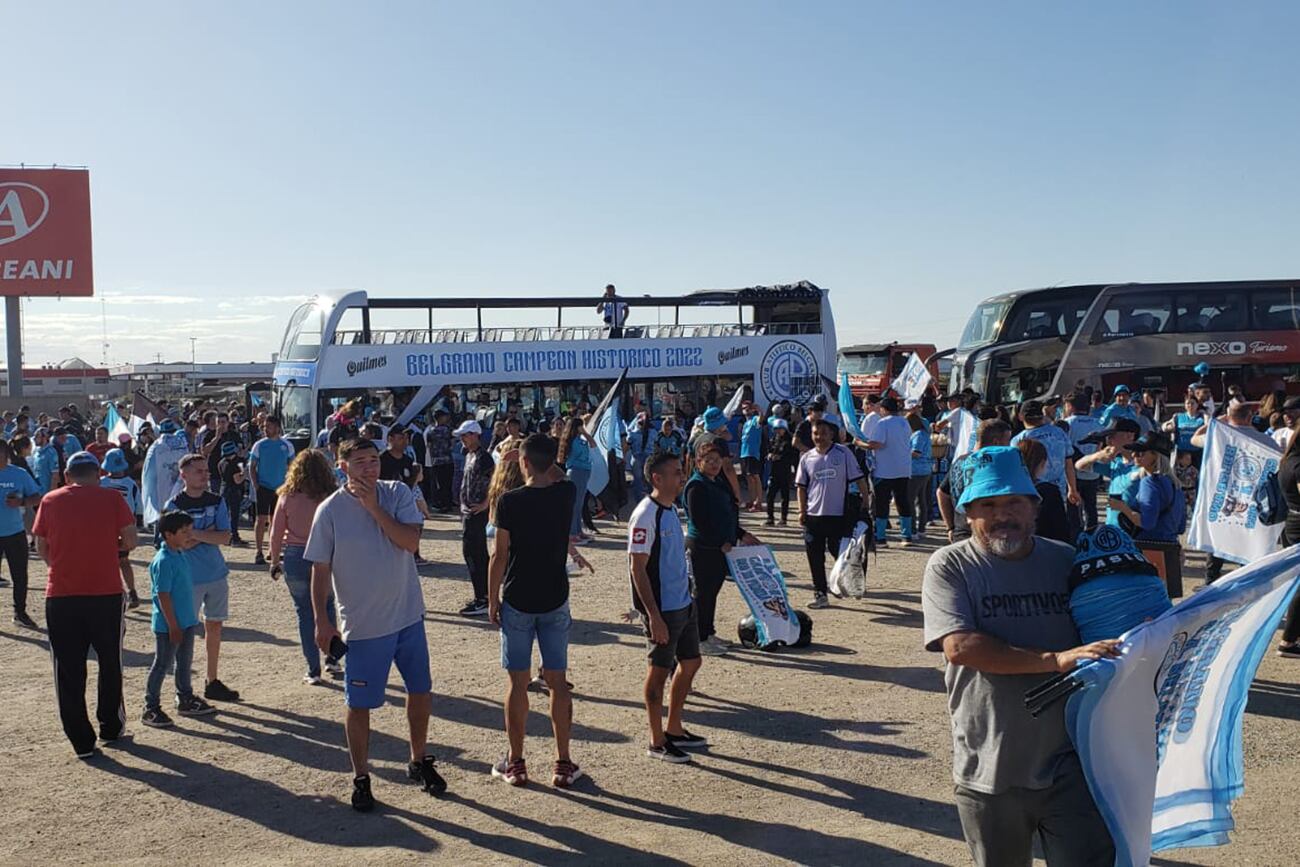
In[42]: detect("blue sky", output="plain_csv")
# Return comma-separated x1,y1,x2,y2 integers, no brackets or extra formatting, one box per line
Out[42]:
6,1,1299,365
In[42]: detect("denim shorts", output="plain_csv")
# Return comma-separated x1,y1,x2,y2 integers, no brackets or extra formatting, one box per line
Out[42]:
499,600,571,672
344,620,432,709
193,578,230,622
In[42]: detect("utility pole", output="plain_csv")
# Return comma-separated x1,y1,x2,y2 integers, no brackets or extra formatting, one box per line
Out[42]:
5,297,23,398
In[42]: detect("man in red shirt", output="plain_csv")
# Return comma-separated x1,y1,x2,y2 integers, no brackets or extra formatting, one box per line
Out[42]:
33,451,138,759
85,426,113,466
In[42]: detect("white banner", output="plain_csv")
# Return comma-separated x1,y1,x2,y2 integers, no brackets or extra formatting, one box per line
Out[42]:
889,352,931,402
1186,420,1283,565
725,545,801,647
1061,544,1300,864
947,408,979,459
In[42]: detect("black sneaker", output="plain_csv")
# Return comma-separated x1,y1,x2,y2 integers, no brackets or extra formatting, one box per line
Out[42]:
458,599,489,618
229,538,249,547
142,707,175,728
204,679,241,702
127,590,141,609
647,741,691,763
13,612,37,629
352,775,375,812
665,729,708,749
407,754,448,795
1278,643,1300,659
254,552,267,566
176,695,217,717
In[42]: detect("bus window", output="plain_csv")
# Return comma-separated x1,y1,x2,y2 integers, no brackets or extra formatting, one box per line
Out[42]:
1093,293,1172,341
1251,288,1300,331
839,353,889,375
958,299,1011,349
1173,292,1243,333
1002,293,1093,341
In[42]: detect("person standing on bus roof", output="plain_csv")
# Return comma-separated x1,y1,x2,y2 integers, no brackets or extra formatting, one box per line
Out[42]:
597,284,629,339
456,421,494,617
249,416,296,566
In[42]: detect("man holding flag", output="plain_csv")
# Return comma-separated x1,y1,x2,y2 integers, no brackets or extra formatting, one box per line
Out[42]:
923,446,1119,866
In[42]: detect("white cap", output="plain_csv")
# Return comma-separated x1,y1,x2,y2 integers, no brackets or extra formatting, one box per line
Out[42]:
904,398,921,409
452,420,482,438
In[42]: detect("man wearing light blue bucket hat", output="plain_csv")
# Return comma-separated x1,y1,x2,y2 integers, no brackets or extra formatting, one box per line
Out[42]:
923,445,1121,867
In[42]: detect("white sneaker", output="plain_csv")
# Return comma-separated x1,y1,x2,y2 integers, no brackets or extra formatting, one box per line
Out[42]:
303,673,322,686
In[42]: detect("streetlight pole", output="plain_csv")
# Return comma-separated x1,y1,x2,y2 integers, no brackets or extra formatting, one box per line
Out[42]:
190,337,197,396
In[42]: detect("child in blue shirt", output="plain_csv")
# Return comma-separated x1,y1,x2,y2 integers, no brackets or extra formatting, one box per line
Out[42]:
100,448,142,608
143,511,216,727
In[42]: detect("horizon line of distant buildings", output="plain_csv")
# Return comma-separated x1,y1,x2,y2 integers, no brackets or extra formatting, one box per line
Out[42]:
0,358,274,398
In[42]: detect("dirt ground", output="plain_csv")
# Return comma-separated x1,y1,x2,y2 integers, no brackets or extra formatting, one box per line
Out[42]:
1,512,1296,866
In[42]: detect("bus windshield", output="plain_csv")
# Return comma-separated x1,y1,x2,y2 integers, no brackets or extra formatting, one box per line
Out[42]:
839,353,888,375
279,301,326,362
278,385,314,440
958,299,1010,349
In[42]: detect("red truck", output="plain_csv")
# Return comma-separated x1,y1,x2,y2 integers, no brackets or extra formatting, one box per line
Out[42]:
838,342,943,399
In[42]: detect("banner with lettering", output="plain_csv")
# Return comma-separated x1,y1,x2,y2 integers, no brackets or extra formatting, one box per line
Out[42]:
1186,419,1283,565
725,545,801,647
889,352,931,402
1060,544,1300,865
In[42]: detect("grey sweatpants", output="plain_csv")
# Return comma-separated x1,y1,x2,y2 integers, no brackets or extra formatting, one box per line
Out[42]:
953,755,1115,867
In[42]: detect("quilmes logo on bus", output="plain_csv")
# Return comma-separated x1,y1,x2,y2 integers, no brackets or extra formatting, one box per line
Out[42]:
760,340,818,405
346,355,388,377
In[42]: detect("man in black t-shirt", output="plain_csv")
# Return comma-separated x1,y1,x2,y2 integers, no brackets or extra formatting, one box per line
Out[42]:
487,433,592,788
794,397,828,453
203,413,243,492
379,428,425,561
217,441,247,545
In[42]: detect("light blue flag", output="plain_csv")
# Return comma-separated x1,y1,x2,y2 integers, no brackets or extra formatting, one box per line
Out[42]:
595,396,623,460
1050,544,1300,865
838,373,866,442
104,404,131,442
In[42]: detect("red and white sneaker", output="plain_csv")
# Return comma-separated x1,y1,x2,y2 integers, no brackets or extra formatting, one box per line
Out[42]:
491,756,528,786
552,759,584,788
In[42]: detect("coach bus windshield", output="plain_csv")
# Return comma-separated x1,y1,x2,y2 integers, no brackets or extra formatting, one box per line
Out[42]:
958,299,1010,349
839,353,889,375
279,301,326,362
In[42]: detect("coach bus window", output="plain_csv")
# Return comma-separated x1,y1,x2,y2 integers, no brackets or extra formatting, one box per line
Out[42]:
1001,292,1094,342
958,299,1010,349
1250,288,1300,330
278,386,314,440
1173,292,1243,333
1093,293,1172,341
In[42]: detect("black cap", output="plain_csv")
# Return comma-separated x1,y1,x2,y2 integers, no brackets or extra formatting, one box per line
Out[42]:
1284,396,1300,413
866,394,882,405
810,396,828,411
1019,400,1045,420
880,396,900,413
1124,431,1174,457
1080,417,1142,445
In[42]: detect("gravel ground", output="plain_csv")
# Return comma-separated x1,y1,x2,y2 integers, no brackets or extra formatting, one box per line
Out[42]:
0,512,1296,866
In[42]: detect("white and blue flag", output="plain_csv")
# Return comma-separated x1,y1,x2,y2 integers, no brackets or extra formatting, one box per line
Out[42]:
1057,544,1300,865
889,352,931,403
1186,419,1283,565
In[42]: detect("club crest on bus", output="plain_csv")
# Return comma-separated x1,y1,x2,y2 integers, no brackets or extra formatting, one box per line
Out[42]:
760,340,818,406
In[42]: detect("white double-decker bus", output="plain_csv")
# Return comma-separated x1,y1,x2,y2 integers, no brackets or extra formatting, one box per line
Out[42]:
271,282,837,450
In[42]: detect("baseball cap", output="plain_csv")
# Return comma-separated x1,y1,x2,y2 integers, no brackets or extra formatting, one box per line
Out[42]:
1079,417,1142,445
453,420,482,438
1113,384,1131,396
1019,400,1045,420
102,449,129,475
810,396,829,412
702,406,728,431
65,451,101,471
220,440,239,457
957,446,1040,511
1283,396,1300,413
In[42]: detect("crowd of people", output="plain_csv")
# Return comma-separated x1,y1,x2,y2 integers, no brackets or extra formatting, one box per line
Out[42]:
3,370,1299,844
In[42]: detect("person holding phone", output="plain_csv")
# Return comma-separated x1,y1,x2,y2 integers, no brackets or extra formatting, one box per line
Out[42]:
305,438,447,812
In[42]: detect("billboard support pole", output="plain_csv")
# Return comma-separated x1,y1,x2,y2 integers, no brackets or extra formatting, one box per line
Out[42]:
5,296,21,399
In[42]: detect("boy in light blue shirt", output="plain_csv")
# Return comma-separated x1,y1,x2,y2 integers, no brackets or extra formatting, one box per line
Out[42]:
142,510,216,727
738,404,765,509
0,439,41,626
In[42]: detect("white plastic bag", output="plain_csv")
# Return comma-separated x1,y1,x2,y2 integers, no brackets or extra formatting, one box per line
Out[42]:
829,521,869,599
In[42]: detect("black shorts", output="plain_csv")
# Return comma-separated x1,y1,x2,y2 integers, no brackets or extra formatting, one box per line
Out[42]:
741,457,762,475
644,603,701,670
255,485,278,517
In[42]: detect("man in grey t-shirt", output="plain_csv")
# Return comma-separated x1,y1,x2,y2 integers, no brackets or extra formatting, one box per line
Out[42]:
922,445,1119,867
307,438,447,812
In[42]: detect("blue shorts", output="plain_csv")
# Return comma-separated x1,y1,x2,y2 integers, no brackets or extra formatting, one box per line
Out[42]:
499,601,571,672
344,620,432,709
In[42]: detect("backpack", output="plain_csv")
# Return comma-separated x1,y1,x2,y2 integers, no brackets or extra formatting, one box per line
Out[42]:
1254,468,1286,526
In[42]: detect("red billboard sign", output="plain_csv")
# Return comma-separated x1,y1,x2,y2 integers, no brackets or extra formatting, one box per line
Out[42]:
0,168,93,297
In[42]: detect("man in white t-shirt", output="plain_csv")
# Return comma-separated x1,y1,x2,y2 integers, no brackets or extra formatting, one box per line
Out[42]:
864,397,916,547
596,284,629,338
306,438,447,812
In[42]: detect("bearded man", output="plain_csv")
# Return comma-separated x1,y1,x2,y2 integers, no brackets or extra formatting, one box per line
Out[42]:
921,445,1120,867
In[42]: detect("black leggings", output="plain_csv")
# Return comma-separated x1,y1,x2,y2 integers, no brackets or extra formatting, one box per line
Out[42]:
803,514,844,595
767,464,792,521
874,477,912,520
1281,525,1300,644
689,543,728,641
1,530,30,616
